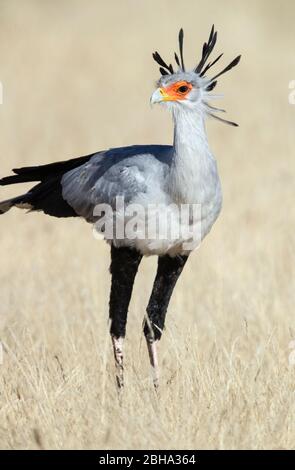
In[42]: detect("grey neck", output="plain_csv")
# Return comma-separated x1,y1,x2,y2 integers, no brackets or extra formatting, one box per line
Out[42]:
172,106,209,161
167,106,213,204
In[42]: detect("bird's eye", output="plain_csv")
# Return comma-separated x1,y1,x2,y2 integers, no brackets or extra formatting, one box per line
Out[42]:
177,85,189,93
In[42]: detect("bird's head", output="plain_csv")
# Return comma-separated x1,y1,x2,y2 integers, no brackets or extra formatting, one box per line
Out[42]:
150,26,241,126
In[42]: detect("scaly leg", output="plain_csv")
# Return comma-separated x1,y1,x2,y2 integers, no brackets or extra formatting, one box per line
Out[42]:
111,335,124,389
109,245,142,389
146,338,160,388
144,254,188,387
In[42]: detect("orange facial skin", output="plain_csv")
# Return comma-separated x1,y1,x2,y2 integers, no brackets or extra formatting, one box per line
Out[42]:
159,81,193,101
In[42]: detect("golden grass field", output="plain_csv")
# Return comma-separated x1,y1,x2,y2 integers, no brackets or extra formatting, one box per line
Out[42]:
0,0,295,450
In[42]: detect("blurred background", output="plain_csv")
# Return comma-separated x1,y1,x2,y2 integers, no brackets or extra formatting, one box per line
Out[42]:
0,0,295,450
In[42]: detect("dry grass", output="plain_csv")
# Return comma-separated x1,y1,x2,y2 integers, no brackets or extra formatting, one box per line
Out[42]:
0,0,295,449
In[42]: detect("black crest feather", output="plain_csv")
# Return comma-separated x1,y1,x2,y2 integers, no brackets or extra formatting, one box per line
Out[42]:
178,28,185,71
206,80,217,92
195,25,217,74
152,52,172,74
209,55,241,82
151,26,240,127
174,52,180,68
152,26,241,104
208,113,238,127
200,53,223,77
152,28,185,75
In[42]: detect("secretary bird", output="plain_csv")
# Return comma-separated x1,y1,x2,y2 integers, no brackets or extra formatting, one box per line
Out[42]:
0,26,240,388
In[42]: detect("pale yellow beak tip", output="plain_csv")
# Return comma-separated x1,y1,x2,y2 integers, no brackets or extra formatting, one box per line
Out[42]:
150,87,167,105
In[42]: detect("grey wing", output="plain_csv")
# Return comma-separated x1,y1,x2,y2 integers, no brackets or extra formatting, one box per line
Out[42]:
61,145,171,222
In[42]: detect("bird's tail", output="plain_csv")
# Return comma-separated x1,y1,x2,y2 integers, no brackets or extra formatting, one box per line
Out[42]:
0,154,92,217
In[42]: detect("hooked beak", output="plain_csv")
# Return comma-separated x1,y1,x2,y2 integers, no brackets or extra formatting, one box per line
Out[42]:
150,87,171,105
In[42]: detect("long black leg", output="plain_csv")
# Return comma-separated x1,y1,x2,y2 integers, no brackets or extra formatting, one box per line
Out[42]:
143,254,188,387
109,244,142,388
